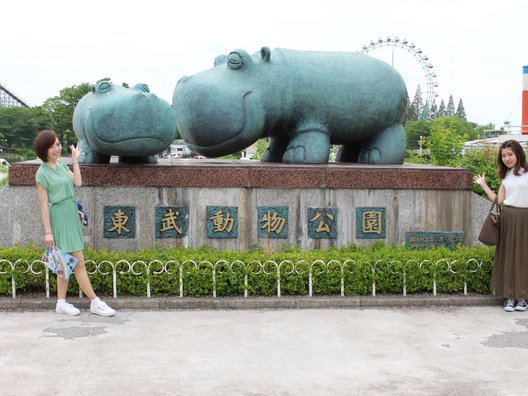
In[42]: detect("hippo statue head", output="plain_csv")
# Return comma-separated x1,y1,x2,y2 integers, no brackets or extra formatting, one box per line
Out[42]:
172,48,270,157
73,81,176,163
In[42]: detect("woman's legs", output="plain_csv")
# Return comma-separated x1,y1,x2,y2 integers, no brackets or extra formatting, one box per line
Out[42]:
55,255,82,315
70,250,97,301
55,250,114,316
56,276,69,300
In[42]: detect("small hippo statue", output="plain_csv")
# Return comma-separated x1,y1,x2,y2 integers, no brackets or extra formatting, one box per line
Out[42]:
73,81,177,164
172,47,408,164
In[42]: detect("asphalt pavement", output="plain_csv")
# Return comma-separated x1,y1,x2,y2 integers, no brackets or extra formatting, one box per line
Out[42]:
1,301,528,395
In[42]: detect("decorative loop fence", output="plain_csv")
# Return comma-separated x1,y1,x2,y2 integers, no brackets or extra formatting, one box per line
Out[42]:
0,258,488,299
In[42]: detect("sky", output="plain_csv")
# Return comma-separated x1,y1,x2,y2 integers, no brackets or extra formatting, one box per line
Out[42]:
1,0,527,131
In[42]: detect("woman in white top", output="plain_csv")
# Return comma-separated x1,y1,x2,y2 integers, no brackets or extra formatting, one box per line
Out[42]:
474,139,528,312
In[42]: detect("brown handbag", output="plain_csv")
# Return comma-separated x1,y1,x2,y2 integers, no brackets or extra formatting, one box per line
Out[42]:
478,200,500,246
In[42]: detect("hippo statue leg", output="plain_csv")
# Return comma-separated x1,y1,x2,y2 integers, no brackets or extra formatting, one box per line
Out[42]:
261,136,289,162
283,128,330,164
358,124,406,164
79,143,111,164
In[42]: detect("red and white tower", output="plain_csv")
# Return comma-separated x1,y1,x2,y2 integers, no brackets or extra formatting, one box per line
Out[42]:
523,66,528,134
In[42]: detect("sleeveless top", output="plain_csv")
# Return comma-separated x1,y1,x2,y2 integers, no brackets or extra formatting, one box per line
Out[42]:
502,168,528,208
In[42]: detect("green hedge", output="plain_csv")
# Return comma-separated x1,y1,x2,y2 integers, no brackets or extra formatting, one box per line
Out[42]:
0,243,495,297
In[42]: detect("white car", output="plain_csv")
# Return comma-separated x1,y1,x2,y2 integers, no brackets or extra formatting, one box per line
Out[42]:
0,158,10,168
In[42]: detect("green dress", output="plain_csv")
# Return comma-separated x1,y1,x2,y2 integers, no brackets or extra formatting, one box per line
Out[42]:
35,160,84,252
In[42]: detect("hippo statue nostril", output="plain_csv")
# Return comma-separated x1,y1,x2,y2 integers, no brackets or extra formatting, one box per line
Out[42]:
132,83,150,93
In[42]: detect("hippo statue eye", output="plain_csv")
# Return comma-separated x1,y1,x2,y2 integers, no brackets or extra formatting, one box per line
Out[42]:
227,52,244,70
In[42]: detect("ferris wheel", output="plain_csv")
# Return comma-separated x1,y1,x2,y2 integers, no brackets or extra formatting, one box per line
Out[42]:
359,36,439,110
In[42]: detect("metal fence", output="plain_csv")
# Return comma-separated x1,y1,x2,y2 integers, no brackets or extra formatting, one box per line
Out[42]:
0,258,486,299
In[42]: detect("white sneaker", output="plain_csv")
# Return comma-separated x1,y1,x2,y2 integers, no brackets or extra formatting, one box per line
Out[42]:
504,298,516,312
56,301,80,316
515,299,527,311
90,300,116,317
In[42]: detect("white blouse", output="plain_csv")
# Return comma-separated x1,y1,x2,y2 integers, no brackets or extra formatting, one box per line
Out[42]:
502,168,528,208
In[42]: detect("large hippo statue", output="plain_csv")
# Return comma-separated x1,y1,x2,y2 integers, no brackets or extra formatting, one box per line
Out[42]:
172,47,408,164
73,81,176,164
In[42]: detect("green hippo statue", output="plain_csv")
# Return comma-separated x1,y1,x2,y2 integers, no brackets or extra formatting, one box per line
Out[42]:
73,81,176,164
172,47,408,164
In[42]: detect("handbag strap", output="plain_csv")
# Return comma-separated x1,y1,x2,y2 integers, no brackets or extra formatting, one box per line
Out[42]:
490,198,500,214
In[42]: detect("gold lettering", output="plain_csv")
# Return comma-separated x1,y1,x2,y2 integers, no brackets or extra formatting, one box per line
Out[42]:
160,209,182,234
309,211,332,233
209,210,235,233
362,211,382,235
261,211,286,234
108,209,130,234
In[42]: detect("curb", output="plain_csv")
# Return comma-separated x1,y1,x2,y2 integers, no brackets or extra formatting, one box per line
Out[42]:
0,294,504,311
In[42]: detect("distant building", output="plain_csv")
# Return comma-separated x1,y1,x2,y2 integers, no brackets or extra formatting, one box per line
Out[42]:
168,140,192,158
463,133,528,155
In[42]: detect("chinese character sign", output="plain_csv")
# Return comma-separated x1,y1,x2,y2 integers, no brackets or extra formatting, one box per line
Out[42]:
155,207,188,238
307,208,337,239
257,207,288,238
104,206,136,238
206,206,238,238
356,207,386,239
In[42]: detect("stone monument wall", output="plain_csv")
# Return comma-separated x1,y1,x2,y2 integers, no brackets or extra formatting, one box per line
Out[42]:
0,160,487,251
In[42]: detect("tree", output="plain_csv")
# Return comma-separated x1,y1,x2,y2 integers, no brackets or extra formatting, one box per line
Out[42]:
420,101,430,120
405,119,431,150
459,146,500,197
252,138,269,160
429,99,438,119
405,85,423,123
455,99,467,121
426,116,479,166
437,99,446,117
446,95,455,116
41,83,93,146
0,107,51,158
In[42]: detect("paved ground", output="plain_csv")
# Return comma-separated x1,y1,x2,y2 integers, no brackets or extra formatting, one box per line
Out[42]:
1,302,528,395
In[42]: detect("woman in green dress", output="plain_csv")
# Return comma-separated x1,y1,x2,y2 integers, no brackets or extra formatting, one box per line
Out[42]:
35,130,115,316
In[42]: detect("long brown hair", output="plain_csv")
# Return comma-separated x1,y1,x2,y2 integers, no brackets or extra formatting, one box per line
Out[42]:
34,130,59,163
497,139,528,179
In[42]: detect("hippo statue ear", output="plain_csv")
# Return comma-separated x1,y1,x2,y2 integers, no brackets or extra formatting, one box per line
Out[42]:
214,54,228,67
260,47,271,62
132,83,150,93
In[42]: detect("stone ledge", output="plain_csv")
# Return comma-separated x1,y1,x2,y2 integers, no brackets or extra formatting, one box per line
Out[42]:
9,160,472,190
0,295,503,311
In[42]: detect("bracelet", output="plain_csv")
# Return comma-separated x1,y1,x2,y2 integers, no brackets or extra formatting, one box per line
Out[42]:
72,162,78,165
45,232,52,235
